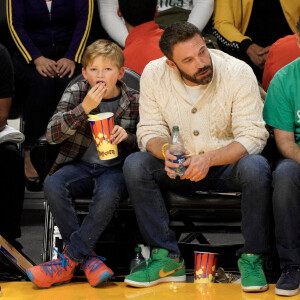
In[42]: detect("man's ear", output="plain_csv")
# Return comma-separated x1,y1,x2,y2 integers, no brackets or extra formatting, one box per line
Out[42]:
82,67,88,80
165,59,178,72
154,7,159,18
117,7,122,17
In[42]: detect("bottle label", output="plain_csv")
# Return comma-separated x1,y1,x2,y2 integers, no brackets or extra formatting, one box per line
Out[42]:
171,153,186,176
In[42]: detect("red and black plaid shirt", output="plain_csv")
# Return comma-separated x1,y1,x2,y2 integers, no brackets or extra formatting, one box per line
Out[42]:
46,79,139,175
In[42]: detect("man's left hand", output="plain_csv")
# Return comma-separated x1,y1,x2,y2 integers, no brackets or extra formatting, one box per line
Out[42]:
181,154,211,181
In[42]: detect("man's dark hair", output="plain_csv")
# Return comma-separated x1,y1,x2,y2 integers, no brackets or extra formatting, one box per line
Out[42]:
297,17,300,33
118,0,157,27
159,22,202,59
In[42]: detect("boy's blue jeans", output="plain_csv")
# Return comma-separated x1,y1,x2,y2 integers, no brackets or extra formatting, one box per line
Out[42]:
44,161,126,263
272,158,300,268
123,152,272,258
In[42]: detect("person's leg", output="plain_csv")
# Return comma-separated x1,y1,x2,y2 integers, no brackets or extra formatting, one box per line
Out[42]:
215,154,271,292
123,152,190,287
123,152,180,258
272,159,300,296
0,143,24,247
65,163,126,262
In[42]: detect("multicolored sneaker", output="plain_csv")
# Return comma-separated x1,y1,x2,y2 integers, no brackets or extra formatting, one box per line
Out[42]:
82,253,114,287
26,248,78,288
238,253,268,292
124,248,186,287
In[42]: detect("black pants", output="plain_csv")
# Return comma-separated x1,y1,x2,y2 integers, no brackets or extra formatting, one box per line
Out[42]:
0,143,24,240
13,46,81,149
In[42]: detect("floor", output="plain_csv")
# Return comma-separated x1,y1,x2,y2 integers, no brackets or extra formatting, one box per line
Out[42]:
0,282,283,300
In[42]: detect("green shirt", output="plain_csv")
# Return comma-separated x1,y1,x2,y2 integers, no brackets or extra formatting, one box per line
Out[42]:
263,57,300,146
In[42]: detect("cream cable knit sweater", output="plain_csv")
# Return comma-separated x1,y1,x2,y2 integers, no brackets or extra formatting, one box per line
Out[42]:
137,49,269,155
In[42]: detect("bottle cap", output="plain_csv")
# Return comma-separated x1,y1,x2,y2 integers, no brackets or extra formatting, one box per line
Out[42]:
135,246,142,252
172,126,179,132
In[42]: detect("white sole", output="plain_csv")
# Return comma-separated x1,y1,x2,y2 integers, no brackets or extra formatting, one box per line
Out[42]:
242,284,268,292
275,285,300,297
125,275,186,287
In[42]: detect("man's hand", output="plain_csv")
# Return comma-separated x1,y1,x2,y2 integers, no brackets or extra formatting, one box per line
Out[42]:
180,153,211,181
81,82,107,114
246,44,270,69
111,125,128,144
56,58,76,78
164,149,190,179
34,56,57,77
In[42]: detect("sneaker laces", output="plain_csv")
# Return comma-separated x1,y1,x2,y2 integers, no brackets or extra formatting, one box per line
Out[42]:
82,254,106,273
242,257,263,278
40,248,72,277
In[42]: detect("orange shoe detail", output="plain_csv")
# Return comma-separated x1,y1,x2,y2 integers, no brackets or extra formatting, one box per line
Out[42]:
26,249,78,288
82,253,114,287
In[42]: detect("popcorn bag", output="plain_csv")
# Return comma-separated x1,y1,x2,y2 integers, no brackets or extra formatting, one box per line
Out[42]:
194,251,218,283
88,112,118,160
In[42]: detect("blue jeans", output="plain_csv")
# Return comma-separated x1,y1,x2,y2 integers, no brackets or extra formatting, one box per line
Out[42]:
272,159,300,268
44,161,126,263
123,152,272,258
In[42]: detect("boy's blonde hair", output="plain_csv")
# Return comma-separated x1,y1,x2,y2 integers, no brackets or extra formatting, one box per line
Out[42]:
82,39,124,69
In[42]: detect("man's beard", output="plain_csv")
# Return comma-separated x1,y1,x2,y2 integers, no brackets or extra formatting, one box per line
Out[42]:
174,60,213,85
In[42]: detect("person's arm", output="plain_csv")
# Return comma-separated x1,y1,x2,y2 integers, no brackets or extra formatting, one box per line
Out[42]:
213,0,251,50
98,0,128,47
8,0,43,63
0,45,14,131
182,62,268,181
274,129,300,164
64,0,93,63
188,0,214,31
46,83,89,144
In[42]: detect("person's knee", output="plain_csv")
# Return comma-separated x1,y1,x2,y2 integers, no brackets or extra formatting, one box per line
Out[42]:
123,152,152,181
239,154,271,184
273,159,300,187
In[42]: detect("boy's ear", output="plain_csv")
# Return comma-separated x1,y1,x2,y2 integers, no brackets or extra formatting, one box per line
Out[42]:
118,66,125,80
82,67,88,80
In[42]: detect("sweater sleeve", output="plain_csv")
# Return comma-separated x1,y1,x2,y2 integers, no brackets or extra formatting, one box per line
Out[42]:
213,0,252,51
64,0,94,63
98,0,128,47
7,0,43,63
230,63,269,154
136,66,171,151
188,0,214,31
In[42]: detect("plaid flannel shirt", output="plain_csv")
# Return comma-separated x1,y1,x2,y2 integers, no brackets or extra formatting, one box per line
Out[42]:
46,79,139,175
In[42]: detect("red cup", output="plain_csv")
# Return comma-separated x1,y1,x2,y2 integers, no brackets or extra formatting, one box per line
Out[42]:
194,251,218,283
88,112,118,160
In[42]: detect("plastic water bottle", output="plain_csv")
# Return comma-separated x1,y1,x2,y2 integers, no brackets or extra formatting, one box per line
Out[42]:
169,125,186,177
130,246,146,273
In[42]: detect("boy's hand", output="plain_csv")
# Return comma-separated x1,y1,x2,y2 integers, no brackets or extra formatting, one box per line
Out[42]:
82,82,107,114
111,125,128,144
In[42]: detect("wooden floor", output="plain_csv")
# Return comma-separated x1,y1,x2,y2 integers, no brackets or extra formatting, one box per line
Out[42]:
0,282,284,300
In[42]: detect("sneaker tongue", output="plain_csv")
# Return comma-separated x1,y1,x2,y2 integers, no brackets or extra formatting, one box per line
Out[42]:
151,248,169,260
242,253,260,262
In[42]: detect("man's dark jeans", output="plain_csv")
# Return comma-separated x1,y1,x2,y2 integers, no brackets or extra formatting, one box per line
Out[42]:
123,152,272,258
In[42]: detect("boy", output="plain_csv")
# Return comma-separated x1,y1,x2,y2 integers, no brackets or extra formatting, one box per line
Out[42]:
26,40,139,288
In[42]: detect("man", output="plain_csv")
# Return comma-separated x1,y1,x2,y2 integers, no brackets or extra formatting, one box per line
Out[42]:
118,0,164,75
123,22,272,291
263,19,300,297
0,43,24,250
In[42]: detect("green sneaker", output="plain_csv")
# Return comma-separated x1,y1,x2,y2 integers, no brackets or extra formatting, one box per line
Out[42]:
124,248,186,287
238,253,268,292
